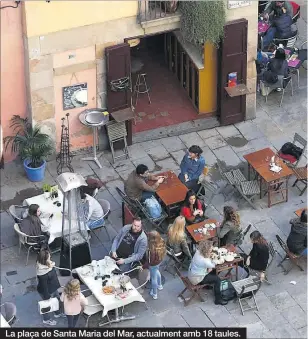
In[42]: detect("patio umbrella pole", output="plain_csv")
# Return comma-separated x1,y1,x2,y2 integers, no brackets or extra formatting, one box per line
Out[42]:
68,192,72,276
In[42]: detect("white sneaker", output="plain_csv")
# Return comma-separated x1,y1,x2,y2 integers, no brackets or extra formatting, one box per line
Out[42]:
54,313,66,318
158,285,163,291
149,289,157,300
43,320,57,326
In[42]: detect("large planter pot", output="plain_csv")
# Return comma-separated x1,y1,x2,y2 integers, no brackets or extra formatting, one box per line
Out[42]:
23,159,46,182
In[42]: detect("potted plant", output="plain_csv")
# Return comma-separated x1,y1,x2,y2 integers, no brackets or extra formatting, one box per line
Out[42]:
4,115,54,182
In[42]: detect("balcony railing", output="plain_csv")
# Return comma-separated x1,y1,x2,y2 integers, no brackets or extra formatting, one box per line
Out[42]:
137,0,180,23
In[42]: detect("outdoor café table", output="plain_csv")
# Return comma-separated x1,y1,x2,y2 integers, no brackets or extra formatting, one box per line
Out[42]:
154,170,188,217
76,257,145,326
244,148,294,208
295,207,307,217
258,21,270,35
186,219,218,244
0,314,10,328
24,191,81,244
215,245,244,281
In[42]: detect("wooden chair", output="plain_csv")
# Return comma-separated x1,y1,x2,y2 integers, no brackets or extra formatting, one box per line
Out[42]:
292,165,308,196
106,121,129,163
276,234,305,274
164,246,189,277
288,134,307,168
234,180,260,210
235,224,252,252
231,277,262,315
197,177,218,206
174,266,207,306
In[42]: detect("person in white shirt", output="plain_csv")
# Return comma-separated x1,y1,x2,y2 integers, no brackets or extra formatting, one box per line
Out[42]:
188,240,227,305
80,189,105,229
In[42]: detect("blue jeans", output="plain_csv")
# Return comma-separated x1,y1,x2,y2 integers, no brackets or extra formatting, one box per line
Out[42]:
87,217,105,230
262,27,277,49
149,264,162,295
141,191,154,203
67,314,80,328
301,248,307,256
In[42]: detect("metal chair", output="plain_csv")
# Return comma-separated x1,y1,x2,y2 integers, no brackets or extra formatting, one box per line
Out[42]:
231,277,262,315
289,133,307,168
276,234,305,274
164,246,189,277
216,160,247,187
292,5,300,23
236,224,252,252
115,187,141,217
292,165,308,196
197,177,218,206
134,199,168,233
133,73,151,106
8,205,28,223
106,121,129,163
264,75,294,107
0,302,17,325
82,294,104,327
13,223,43,266
273,33,298,49
88,199,111,246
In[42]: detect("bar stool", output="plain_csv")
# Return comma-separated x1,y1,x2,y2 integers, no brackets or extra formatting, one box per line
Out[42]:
134,73,151,106
106,121,129,163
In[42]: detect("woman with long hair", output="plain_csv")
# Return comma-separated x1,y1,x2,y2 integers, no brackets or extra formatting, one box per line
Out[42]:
20,204,50,243
61,279,88,328
217,206,242,246
246,231,269,281
36,246,63,326
167,216,192,261
145,231,166,300
287,210,307,256
181,190,205,224
188,240,227,305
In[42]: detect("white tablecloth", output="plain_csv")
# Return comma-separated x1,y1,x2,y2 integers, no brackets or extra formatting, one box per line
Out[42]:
76,258,145,317
0,314,10,327
24,192,81,244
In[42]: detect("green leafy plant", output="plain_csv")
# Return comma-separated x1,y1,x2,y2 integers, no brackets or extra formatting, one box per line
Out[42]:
180,0,226,47
42,184,51,192
4,115,54,168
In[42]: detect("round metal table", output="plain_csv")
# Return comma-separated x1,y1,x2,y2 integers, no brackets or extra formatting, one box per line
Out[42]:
79,109,109,169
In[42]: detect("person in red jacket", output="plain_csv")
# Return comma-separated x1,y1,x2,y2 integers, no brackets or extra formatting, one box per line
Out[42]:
181,190,205,224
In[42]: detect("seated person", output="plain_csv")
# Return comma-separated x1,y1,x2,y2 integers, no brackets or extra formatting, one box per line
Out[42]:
260,48,289,95
244,231,270,281
110,217,148,273
188,240,227,305
20,204,50,244
179,145,205,193
181,190,205,225
167,216,192,262
263,8,293,50
217,206,242,246
287,210,307,256
125,164,164,202
263,1,293,20
80,188,105,229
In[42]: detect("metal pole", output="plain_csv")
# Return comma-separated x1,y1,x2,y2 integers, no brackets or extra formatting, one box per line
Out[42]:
93,127,97,158
61,192,65,238
68,191,72,276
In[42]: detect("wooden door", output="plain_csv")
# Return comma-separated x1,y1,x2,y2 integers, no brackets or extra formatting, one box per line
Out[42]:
219,19,248,125
105,43,131,112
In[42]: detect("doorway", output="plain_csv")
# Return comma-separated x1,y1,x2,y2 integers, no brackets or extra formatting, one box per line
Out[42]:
129,33,198,133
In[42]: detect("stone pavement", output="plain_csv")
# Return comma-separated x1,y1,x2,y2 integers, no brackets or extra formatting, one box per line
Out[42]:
1,13,307,337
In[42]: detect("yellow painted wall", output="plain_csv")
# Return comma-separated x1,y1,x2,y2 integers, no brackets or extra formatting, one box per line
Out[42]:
24,1,138,37
199,42,217,114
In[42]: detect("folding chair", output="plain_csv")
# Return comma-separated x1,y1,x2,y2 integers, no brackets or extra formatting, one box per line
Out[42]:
174,266,207,306
134,199,168,233
264,75,294,107
164,246,189,277
292,165,308,196
276,234,305,274
197,177,218,206
235,224,252,252
0,302,17,325
231,277,262,315
115,187,141,216
235,180,261,210
289,133,307,168
216,160,247,187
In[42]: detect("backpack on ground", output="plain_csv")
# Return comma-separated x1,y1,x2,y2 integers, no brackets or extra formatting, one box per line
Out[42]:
144,197,162,219
220,279,237,301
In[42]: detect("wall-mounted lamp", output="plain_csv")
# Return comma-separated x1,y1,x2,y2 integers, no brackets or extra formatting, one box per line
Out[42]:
1,1,21,10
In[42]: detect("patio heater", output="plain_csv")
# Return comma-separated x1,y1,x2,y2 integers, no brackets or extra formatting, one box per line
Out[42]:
56,172,92,276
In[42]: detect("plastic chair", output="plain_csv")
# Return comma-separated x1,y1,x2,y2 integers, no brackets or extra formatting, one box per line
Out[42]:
88,199,111,246
8,205,28,223
13,223,43,266
82,294,104,327
1,302,17,325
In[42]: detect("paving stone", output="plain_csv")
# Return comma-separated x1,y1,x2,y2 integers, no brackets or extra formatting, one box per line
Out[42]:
127,144,148,160
205,135,228,150
92,165,119,182
212,146,242,168
4,265,36,285
269,323,301,339
132,155,156,171
105,179,125,203
197,129,219,140
147,145,170,161
216,125,240,138
297,326,308,338
156,309,188,327
138,140,163,151
179,132,206,148
268,291,298,310
235,121,265,141
155,157,179,172
202,305,238,327
160,136,186,152
171,149,186,166
95,188,120,211
112,158,135,173
203,146,218,167
179,306,214,327
117,170,131,181
228,307,261,326
244,321,275,338
281,305,307,329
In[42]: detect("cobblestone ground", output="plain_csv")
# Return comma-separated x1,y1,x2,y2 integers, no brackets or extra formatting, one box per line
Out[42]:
0,5,307,336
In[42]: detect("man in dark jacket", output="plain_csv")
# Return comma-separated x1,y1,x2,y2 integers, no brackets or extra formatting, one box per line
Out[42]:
287,210,307,255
